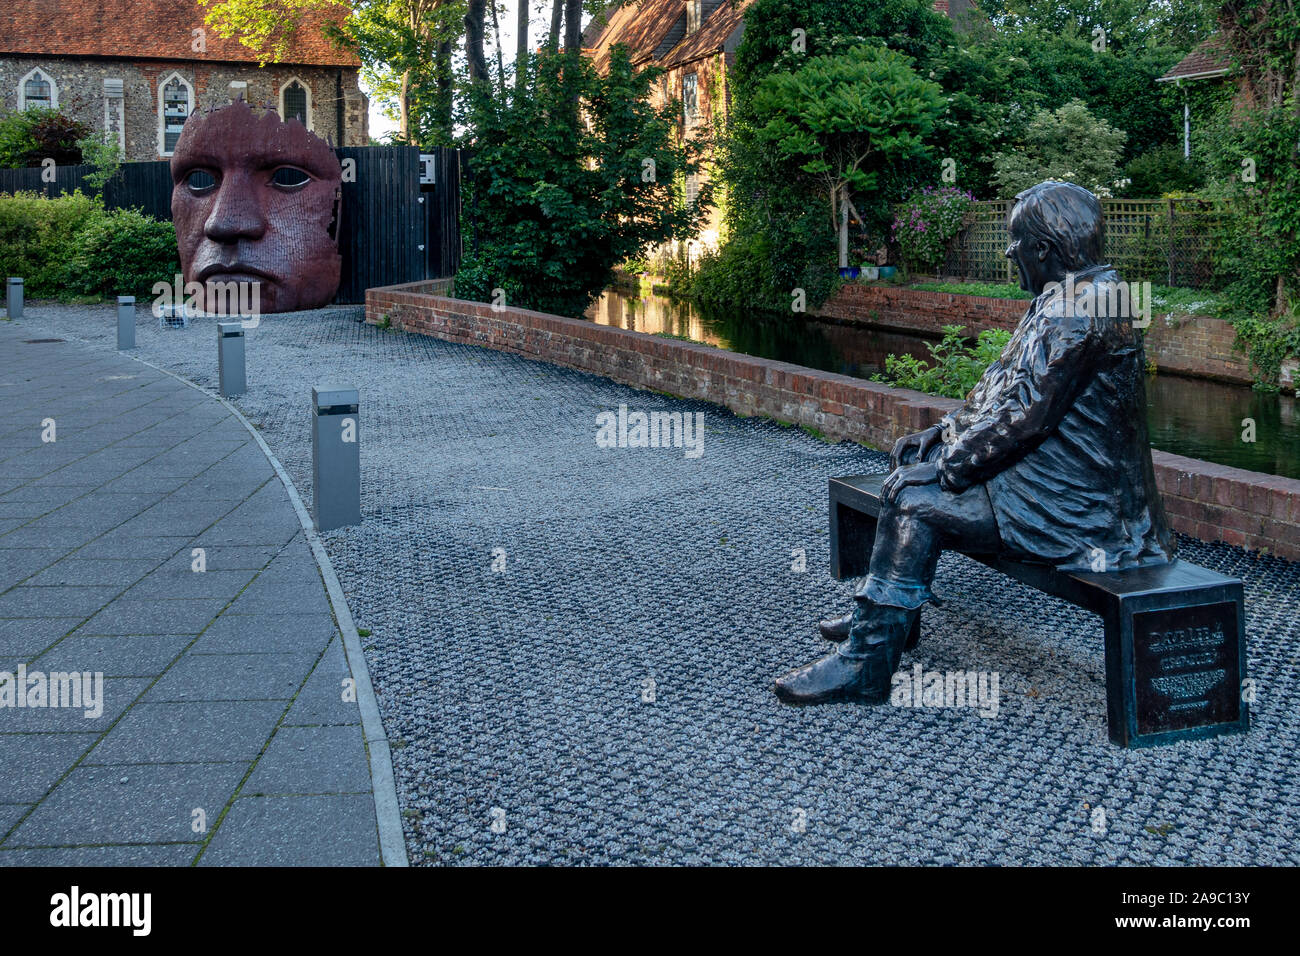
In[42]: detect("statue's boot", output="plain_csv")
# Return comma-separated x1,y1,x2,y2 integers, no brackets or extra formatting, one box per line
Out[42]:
818,610,920,650
776,600,915,705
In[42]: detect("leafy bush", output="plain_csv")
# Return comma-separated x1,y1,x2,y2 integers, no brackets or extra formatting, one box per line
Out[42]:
0,191,107,296
0,108,90,168
892,186,976,273
1121,144,1205,198
64,208,178,299
0,192,176,300
873,325,1011,398
1196,98,1300,387
1229,308,1300,392
991,99,1127,198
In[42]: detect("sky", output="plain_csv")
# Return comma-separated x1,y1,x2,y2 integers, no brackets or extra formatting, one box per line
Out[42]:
363,1,591,141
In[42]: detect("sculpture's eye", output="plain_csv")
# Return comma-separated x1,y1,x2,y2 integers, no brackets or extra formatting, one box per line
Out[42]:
185,169,217,194
271,167,311,189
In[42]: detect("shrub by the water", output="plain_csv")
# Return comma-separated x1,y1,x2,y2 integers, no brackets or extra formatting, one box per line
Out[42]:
873,324,1011,399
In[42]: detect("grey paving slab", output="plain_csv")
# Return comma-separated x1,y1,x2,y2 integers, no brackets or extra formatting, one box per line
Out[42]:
73,535,187,561
120,569,257,601
0,804,33,835
189,613,336,655
85,700,289,763
157,545,279,572
0,844,199,866
143,652,317,702
282,638,361,726
245,725,371,795
26,557,161,587
7,762,248,846
0,525,100,549
78,597,229,635
34,634,192,678
193,522,300,547
199,794,379,866
0,678,147,732
0,483,98,504
226,585,330,616
0,733,98,802
0,618,78,656
0,586,123,619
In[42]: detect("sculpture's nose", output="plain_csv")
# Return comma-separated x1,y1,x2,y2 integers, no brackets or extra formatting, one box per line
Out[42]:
204,176,267,243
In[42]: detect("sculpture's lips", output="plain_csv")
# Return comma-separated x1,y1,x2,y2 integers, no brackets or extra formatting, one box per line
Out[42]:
197,263,275,283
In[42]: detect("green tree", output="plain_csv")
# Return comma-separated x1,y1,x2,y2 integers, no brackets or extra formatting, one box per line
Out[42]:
750,45,943,263
200,0,465,146
0,108,90,168
991,98,1127,197
978,0,1220,49
455,47,711,317
76,132,124,193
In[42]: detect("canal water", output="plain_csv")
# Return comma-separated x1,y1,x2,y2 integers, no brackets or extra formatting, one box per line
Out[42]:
586,287,1300,479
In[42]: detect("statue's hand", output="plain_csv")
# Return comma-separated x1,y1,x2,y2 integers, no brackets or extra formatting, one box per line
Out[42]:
890,424,943,471
881,460,940,504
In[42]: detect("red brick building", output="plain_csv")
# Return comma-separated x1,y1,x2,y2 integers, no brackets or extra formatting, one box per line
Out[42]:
0,0,368,162
582,0,974,253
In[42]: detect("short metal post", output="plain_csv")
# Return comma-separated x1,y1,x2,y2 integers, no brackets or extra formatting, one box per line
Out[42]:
5,278,22,319
312,386,360,531
217,322,246,397
116,296,135,349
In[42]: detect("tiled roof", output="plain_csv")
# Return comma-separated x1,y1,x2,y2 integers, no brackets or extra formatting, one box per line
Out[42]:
0,0,359,67
585,0,752,72
1157,37,1231,82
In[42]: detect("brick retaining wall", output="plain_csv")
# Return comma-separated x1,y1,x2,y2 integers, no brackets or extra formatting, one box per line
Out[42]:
814,284,1254,387
366,280,1300,561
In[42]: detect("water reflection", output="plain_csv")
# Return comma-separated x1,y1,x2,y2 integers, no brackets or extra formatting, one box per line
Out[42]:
585,286,1300,479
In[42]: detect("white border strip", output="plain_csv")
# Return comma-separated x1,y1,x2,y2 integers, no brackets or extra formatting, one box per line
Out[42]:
128,355,409,868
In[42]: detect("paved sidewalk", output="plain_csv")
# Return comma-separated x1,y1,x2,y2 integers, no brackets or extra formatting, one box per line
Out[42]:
0,320,381,865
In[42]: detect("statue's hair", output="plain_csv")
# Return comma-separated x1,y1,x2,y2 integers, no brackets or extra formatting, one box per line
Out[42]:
1010,181,1104,270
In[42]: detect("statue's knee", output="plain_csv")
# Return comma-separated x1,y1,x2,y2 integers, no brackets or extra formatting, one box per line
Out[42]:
886,485,926,519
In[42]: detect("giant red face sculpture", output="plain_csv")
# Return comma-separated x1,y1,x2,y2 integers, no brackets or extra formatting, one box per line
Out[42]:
170,100,342,313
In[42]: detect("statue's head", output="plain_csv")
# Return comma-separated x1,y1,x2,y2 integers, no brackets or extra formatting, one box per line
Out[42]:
1005,181,1103,295
170,99,342,314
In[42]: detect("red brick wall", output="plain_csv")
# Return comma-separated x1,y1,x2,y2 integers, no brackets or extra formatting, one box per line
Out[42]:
366,281,1300,562
815,284,1255,386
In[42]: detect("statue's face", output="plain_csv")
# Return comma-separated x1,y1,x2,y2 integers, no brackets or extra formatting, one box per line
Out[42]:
1005,205,1061,296
170,101,342,313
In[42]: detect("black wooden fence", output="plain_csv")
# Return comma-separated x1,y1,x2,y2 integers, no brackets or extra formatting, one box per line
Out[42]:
0,145,462,303
0,161,173,221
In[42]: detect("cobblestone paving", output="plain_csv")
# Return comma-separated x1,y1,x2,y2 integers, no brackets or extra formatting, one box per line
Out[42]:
19,302,1300,865
0,317,380,865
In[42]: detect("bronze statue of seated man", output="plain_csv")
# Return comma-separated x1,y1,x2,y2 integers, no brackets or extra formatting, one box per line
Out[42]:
775,180,1175,705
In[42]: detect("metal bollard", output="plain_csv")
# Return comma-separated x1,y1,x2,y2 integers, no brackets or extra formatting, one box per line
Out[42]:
311,385,361,532
116,296,135,349
217,322,246,397
5,278,22,320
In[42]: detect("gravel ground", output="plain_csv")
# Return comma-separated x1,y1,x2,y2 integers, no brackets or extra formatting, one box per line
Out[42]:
14,301,1300,866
